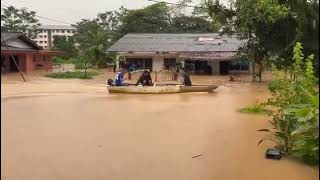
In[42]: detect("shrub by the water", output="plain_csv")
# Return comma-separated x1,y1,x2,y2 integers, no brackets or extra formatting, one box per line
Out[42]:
45,71,99,79
240,103,271,115
258,42,319,165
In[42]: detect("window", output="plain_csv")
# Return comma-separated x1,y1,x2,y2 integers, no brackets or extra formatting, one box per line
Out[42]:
164,58,176,69
72,30,75,33
52,30,55,33
43,56,47,61
67,30,70,33
61,30,65,33
39,35,43,38
44,41,47,44
229,59,249,71
44,35,47,38
39,41,43,43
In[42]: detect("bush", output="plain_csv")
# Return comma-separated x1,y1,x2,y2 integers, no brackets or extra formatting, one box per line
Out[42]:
240,102,271,114
258,42,319,165
52,56,66,64
45,71,99,79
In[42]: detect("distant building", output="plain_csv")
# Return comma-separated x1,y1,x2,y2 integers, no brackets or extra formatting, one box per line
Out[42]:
1,32,61,73
107,33,250,75
27,25,76,49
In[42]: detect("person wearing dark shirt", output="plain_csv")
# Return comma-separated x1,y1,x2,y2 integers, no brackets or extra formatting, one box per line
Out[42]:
136,70,153,86
180,70,192,86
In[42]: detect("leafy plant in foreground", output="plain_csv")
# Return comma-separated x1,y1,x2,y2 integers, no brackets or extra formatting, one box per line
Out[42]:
258,42,319,165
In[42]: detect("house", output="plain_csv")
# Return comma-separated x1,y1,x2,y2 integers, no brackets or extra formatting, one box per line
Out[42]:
27,25,76,49
107,33,250,75
1,32,61,73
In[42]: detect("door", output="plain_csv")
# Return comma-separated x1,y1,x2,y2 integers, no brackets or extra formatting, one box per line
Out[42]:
219,61,229,75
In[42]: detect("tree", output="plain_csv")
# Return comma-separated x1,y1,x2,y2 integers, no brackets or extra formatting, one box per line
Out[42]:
97,7,128,40
170,15,213,33
119,3,172,33
73,19,114,69
266,0,319,76
196,0,235,33
51,35,77,59
1,5,40,38
232,0,288,82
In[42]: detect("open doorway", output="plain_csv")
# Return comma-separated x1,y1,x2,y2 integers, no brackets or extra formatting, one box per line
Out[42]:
219,61,229,75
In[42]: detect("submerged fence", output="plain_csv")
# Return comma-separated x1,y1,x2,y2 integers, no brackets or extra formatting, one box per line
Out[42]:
128,69,177,83
127,69,254,84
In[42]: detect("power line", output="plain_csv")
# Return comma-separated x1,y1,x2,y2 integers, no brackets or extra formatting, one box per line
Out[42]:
1,0,74,25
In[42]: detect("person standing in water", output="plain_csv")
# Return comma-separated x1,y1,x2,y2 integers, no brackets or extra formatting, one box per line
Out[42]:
180,69,192,86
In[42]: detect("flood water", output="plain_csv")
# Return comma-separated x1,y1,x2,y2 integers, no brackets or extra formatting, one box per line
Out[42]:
1,71,319,180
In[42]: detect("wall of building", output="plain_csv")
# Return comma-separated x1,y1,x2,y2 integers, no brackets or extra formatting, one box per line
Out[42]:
32,28,76,49
208,61,220,75
25,54,53,73
152,56,164,71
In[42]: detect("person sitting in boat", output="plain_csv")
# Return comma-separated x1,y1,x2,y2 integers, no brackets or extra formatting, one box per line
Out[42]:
136,70,153,86
180,69,192,86
114,69,127,86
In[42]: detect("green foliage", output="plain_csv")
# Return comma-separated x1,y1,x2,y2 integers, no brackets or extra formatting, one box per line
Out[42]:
119,3,171,33
259,42,319,165
118,2,214,34
51,35,77,59
52,56,67,65
170,15,213,33
73,19,115,69
1,6,40,38
45,71,99,79
197,0,235,33
240,102,271,114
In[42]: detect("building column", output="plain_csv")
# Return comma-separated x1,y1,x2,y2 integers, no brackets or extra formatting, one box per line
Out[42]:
116,55,120,71
48,30,52,49
152,56,164,72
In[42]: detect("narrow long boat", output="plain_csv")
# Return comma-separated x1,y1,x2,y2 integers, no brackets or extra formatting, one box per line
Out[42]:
107,85,218,94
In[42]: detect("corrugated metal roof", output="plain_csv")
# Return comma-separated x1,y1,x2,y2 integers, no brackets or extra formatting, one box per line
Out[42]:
1,32,23,42
30,25,76,30
1,46,39,52
1,32,43,50
107,33,246,52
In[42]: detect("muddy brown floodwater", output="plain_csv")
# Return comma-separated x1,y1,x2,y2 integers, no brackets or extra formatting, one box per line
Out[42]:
1,71,319,180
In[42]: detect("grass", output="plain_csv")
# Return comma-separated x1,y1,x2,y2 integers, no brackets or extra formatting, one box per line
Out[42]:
45,71,99,79
53,57,85,65
239,103,272,115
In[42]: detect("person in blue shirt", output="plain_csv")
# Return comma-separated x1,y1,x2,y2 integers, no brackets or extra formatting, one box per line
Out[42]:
114,70,127,86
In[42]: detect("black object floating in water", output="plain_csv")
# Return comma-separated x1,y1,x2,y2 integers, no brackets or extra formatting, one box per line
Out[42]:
266,149,281,160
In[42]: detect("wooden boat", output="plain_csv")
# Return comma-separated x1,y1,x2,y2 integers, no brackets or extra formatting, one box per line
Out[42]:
107,85,218,94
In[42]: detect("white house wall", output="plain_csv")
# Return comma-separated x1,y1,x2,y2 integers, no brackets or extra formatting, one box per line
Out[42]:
208,61,220,75
152,56,164,71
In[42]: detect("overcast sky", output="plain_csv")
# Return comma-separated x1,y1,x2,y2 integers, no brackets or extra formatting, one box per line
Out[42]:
3,0,229,25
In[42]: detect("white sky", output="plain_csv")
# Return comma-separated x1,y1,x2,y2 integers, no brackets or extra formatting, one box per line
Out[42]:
2,0,229,25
